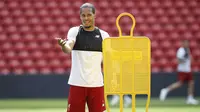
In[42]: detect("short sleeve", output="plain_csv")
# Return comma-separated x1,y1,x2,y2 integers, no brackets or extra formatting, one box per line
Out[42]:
67,26,79,42
177,48,185,59
100,29,110,40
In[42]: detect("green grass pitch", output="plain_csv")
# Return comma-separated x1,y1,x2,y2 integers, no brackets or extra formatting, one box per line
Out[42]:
0,97,199,112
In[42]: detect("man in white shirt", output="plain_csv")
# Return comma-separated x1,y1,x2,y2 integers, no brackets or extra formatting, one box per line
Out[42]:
56,3,109,112
159,40,198,105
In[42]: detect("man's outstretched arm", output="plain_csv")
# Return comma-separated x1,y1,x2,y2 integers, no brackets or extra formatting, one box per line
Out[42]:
55,38,75,53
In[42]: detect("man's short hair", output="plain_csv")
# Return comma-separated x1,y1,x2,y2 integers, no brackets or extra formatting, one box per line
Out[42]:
80,3,95,14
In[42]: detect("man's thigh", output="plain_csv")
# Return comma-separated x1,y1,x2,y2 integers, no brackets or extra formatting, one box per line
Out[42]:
67,85,86,112
178,72,193,82
87,86,106,112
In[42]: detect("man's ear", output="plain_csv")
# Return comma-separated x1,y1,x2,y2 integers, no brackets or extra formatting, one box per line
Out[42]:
94,14,96,18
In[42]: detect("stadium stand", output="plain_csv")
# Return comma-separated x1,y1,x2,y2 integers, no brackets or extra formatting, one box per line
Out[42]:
0,0,199,75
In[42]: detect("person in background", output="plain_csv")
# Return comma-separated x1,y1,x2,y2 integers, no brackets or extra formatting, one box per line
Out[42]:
110,95,132,107
159,40,199,105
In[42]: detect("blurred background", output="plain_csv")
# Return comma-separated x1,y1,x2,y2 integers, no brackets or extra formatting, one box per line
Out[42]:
0,0,199,112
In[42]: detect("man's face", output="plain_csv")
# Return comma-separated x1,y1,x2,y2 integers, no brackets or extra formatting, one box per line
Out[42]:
183,40,189,48
80,7,95,29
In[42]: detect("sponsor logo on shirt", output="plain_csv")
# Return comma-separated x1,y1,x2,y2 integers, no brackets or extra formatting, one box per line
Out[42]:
95,35,100,38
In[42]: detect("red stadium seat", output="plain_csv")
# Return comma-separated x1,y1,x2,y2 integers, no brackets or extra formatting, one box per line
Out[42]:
33,1,45,9
9,59,20,69
30,50,44,60
112,1,121,9
40,41,52,51
18,50,30,60
172,16,182,24
0,26,3,34
6,25,17,34
22,59,34,66
22,33,35,43
0,8,9,17
46,25,57,33
1,68,10,75
73,1,83,10
59,1,70,10
69,18,80,26
55,17,66,25
14,42,26,51
63,59,72,69
22,59,37,74
3,17,13,25
35,59,48,73
9,33,21,43
177,24,187,33
146,16,157,24
29,17,41,25
151,40,159,50
175,1,186,8
174,40,181,50
161,40,171,50
2,43,12,52
159,58,168,67
46,1,58,9
15,17,27,25
13,67,24,75
45,51,56,60
188,0,198,8
4,51,16,60
24,9,36,17
32,25,44,33
0,1,5,9
26,67,38,74
153,49,164,59
41,17,53,25
21,1,32,9
63,8,74,17
19,25,30,33
154,32,167,41
12,9,23,18
7,1,19,10
191,24,199,32
124,1,135,9
169,32,180,41
192,48,200,61
58,25,70,34
181,8,190,16
192,62,200,72
40,67,52,74
150,0,160,8
96,17,105,25
53,67,67,74
151,63,161,73
190,40,198,49
0,60,6,70
50,9,62,17
104,9,114,17
163,65,174,73
37,9,49,17
0,33,7,44
98,1,109,9
166,49,176,60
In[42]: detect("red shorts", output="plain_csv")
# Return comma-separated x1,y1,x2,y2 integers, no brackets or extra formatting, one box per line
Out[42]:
67,85,105,112
178,72,193,82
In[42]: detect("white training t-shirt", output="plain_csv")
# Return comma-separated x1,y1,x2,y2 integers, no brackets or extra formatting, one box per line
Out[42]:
67,26,109,87
176,47,191,72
